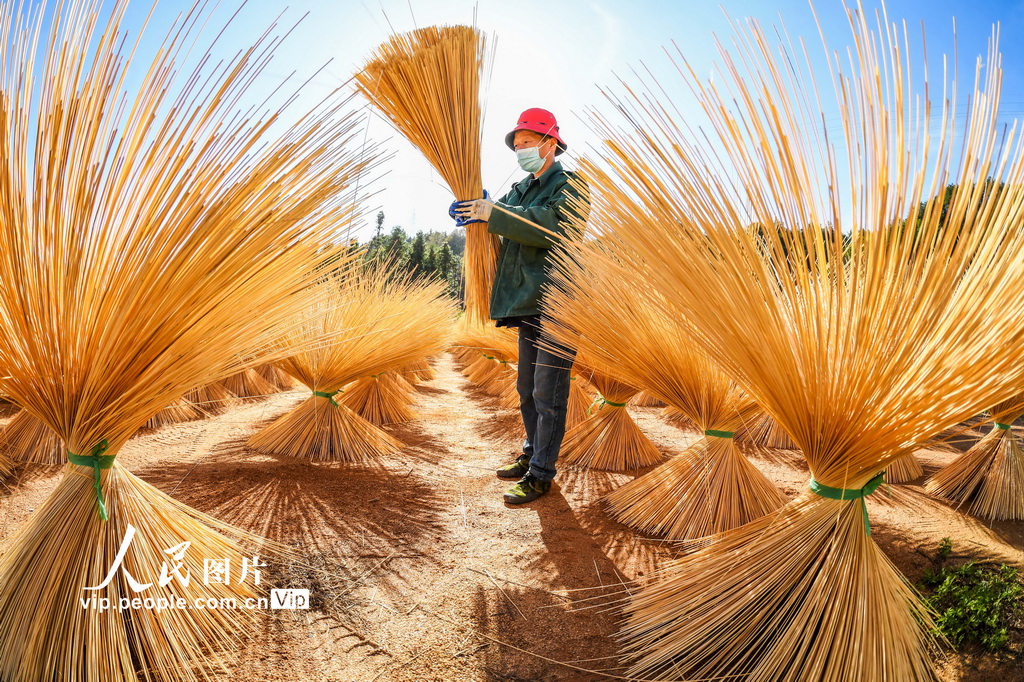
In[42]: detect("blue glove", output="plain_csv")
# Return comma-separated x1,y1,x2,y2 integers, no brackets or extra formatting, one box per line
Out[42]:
448,199,469,221
449,190,489,226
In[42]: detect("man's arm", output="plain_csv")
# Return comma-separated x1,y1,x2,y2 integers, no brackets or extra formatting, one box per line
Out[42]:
487,177,589,249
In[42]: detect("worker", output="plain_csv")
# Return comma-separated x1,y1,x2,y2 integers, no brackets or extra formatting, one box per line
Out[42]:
450,107,590,504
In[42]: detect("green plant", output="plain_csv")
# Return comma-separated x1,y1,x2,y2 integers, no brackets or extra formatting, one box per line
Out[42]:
920,562,1023,651
937,537,953,561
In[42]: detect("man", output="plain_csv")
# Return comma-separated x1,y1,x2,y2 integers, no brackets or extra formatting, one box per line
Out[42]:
450,108,589,504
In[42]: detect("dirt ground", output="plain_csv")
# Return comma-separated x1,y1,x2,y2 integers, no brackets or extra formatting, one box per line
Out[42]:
1,352,1022,681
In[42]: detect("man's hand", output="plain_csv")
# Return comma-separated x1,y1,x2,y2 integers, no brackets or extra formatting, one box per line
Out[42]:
449,191,491,226
456,198,493,224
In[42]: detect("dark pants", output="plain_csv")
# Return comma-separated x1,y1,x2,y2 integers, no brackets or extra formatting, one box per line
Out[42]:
517,320,575,482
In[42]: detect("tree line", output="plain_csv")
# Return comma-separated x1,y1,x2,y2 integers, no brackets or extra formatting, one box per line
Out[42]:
361,211,467,302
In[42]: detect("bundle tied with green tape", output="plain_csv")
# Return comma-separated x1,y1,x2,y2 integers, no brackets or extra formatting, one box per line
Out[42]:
66,440,113,521
809,472,887,534
587,392,629,416
313,389,342,406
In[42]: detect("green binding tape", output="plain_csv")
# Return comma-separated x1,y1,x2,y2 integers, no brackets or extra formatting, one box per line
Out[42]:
587,394,629,416
704,429,735,438
481,353,508,365
995,422,1012,430
67,439,113,521
809,472,886,535
313,390,341,406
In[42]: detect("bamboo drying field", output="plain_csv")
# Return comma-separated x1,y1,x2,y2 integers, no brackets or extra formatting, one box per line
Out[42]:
0,0,1022,681
0,355,1019,681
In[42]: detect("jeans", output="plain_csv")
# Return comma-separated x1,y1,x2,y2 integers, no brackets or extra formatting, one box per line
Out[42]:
517,319,576,482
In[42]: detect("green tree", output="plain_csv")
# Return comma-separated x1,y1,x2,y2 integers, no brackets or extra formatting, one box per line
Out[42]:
385,226,408,264
424,244,437,276
438,243,454,280
407,231,426,275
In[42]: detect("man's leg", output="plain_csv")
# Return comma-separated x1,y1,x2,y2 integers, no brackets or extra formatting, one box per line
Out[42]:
497,323,539,479
525,324,575,482
517,322,540,460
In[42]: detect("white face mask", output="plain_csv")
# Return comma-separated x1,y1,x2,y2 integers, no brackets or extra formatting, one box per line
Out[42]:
516,145,545,173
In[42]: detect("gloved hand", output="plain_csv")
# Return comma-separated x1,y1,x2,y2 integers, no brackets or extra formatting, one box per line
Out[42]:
450,190,490,226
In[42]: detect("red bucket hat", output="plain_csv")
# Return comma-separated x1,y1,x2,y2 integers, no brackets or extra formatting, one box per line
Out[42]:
504,107,567,155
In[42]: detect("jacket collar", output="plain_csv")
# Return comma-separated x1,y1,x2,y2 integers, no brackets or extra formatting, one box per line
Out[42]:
514,160,563,193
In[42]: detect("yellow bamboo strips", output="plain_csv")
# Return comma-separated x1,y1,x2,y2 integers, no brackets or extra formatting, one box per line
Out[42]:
736,408,799,450
545,242,786,537
927,395,1024,519
255,362,295,391
403,358,437,382
0,0,380,678
140,397,204,431
183,382,237,417
558,366,662,471
353,25,498,323
573,3,1024,679
888,452,925,483
248,268,454,463
633,391,665,408
566,375,593,430
341,371,419,425
0,411,63,465
219,368,278,402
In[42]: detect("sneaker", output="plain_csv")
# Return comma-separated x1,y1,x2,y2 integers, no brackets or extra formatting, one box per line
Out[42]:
503,473,551,504
496,454,531,479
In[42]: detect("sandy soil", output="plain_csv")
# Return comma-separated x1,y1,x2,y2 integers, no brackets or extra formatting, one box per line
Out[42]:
0,353,1021,681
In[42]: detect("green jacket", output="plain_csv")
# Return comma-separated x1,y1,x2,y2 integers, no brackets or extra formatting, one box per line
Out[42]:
487,161,589,320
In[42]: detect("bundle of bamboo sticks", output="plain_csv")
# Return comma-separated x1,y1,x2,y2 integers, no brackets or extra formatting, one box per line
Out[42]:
341,371,420,425
354,25,498,323
544,242,786,537
0,1,382,679
559,361,663,471
735,408,799,450
248,267,454,463
576,6,1024,680
0,411,64,465
927,395,1024,519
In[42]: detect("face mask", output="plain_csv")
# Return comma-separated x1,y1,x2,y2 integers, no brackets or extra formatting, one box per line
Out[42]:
516,145,545,173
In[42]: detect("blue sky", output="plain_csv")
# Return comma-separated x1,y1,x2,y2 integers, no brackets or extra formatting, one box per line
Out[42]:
42,0,1024,239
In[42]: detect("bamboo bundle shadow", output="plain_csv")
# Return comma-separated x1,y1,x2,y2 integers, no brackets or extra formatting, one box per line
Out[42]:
353,25,498,324
573,5,1024,679
0,0,383,678
247,267,454,463
927,395,1024,519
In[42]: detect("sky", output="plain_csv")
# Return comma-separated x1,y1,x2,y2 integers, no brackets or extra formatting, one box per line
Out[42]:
35,0,1024,240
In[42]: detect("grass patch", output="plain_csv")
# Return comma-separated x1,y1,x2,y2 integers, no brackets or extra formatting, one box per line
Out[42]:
919,539,1023,652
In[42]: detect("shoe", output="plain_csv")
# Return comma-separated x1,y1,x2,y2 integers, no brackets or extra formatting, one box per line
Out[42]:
496,454,531,479
503,473,551,504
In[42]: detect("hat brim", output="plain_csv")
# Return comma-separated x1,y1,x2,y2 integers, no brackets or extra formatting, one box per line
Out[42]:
505,127,567,155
